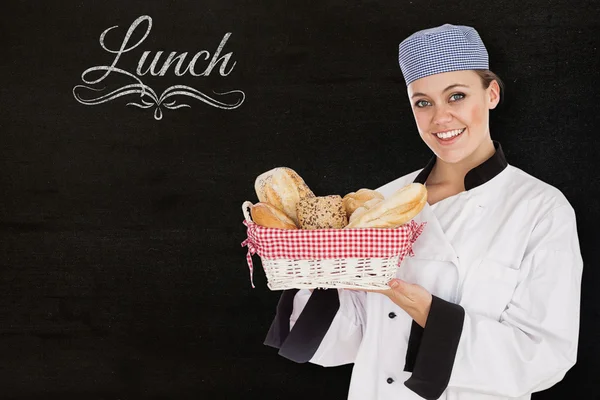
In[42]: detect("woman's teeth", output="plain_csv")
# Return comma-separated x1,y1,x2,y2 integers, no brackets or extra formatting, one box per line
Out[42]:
435,128,465,139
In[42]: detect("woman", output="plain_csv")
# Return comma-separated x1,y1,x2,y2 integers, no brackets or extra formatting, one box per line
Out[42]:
263,24,583,400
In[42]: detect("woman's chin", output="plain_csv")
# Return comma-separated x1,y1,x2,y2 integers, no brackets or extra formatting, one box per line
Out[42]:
431,145,472,164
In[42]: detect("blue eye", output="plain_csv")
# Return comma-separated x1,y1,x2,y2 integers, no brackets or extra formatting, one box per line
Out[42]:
414,93,465,108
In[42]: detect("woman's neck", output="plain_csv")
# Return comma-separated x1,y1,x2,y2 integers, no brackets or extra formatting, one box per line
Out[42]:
427,139,496,190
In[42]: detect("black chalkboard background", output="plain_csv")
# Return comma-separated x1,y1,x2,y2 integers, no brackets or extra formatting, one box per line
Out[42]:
1,1,599,399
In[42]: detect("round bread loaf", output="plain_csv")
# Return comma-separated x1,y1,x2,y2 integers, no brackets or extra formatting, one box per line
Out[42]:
254,167,315,226
250,202,298,229
297,195,348,229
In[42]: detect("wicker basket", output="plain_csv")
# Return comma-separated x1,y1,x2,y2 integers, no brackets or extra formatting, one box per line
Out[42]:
240,201,425,290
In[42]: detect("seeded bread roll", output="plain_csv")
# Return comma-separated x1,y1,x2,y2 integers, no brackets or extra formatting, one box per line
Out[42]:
343,188,385,218
250,202,298,229
297,195,348,230
254,167,315,226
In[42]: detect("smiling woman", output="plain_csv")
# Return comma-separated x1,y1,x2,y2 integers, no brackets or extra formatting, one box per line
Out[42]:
407,69,500,168
264,23,584,400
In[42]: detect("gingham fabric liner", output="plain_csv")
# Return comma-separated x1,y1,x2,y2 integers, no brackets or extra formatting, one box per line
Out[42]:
241,219,426,288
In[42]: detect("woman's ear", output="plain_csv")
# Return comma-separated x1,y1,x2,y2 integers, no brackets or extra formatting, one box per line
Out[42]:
488,80,501,110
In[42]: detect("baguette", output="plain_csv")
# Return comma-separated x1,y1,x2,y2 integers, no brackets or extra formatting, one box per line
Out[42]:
344,183,427,229
250,202,298,229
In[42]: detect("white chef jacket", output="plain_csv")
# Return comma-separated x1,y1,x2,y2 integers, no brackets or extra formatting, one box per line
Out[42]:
263,141,583,400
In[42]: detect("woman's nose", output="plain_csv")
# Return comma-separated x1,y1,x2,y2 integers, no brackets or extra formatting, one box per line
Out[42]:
433,104,453,125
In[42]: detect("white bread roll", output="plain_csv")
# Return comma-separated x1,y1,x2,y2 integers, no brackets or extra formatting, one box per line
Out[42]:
342,188,385,217
250,202,298,229
254,167,315,226
344,183,427,229
349,197,384,224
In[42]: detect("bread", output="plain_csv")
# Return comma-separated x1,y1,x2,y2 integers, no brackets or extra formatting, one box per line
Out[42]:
254,167,315,226
349,197,384,224
342,188,385,217
344,183,427,229
297,195,348,229
250,202,298,229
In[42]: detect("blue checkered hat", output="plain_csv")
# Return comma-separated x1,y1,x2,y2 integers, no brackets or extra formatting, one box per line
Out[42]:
398,24,489,86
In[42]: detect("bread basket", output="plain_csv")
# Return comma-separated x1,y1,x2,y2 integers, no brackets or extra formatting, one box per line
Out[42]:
240,201,426,290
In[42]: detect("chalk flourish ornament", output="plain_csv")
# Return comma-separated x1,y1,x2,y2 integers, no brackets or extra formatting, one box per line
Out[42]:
73,68,245,120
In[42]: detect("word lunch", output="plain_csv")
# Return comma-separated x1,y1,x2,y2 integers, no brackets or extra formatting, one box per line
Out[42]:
73,15,245,120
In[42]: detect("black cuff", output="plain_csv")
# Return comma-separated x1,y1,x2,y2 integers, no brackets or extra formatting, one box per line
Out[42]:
263,289,340,363
404,320,424,372
263,289,299,349
404,295,465,400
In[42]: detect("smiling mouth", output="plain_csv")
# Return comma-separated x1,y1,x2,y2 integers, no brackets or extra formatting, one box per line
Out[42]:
433,128,466,140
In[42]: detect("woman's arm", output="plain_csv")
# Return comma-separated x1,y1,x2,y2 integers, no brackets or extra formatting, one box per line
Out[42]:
403,204,583,399
264,287,367,366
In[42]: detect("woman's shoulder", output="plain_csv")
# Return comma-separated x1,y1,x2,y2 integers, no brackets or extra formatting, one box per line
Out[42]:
504,164,573,211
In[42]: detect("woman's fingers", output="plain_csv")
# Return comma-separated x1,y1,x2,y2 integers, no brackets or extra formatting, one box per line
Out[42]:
361,279,432,328
388,279,415,302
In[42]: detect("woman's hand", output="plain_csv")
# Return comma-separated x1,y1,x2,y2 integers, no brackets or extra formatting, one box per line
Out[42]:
365,279,432,328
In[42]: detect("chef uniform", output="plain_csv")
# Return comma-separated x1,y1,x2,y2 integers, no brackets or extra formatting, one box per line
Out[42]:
262,24,584,400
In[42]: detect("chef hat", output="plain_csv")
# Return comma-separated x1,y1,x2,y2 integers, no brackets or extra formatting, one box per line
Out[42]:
398,23,489,86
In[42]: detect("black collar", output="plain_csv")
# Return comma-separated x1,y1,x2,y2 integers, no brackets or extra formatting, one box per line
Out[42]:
413,141,508,190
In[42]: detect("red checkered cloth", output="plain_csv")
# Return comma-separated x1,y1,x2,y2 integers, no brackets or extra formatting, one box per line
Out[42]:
240,219,426,288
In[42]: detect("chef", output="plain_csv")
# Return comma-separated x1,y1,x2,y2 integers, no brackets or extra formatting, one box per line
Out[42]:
263,23,583,400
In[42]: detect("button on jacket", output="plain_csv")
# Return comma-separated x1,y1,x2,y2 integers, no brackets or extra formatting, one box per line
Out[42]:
263,142,583,400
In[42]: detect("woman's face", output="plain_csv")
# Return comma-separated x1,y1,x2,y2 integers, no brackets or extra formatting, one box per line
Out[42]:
407,70,500,164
